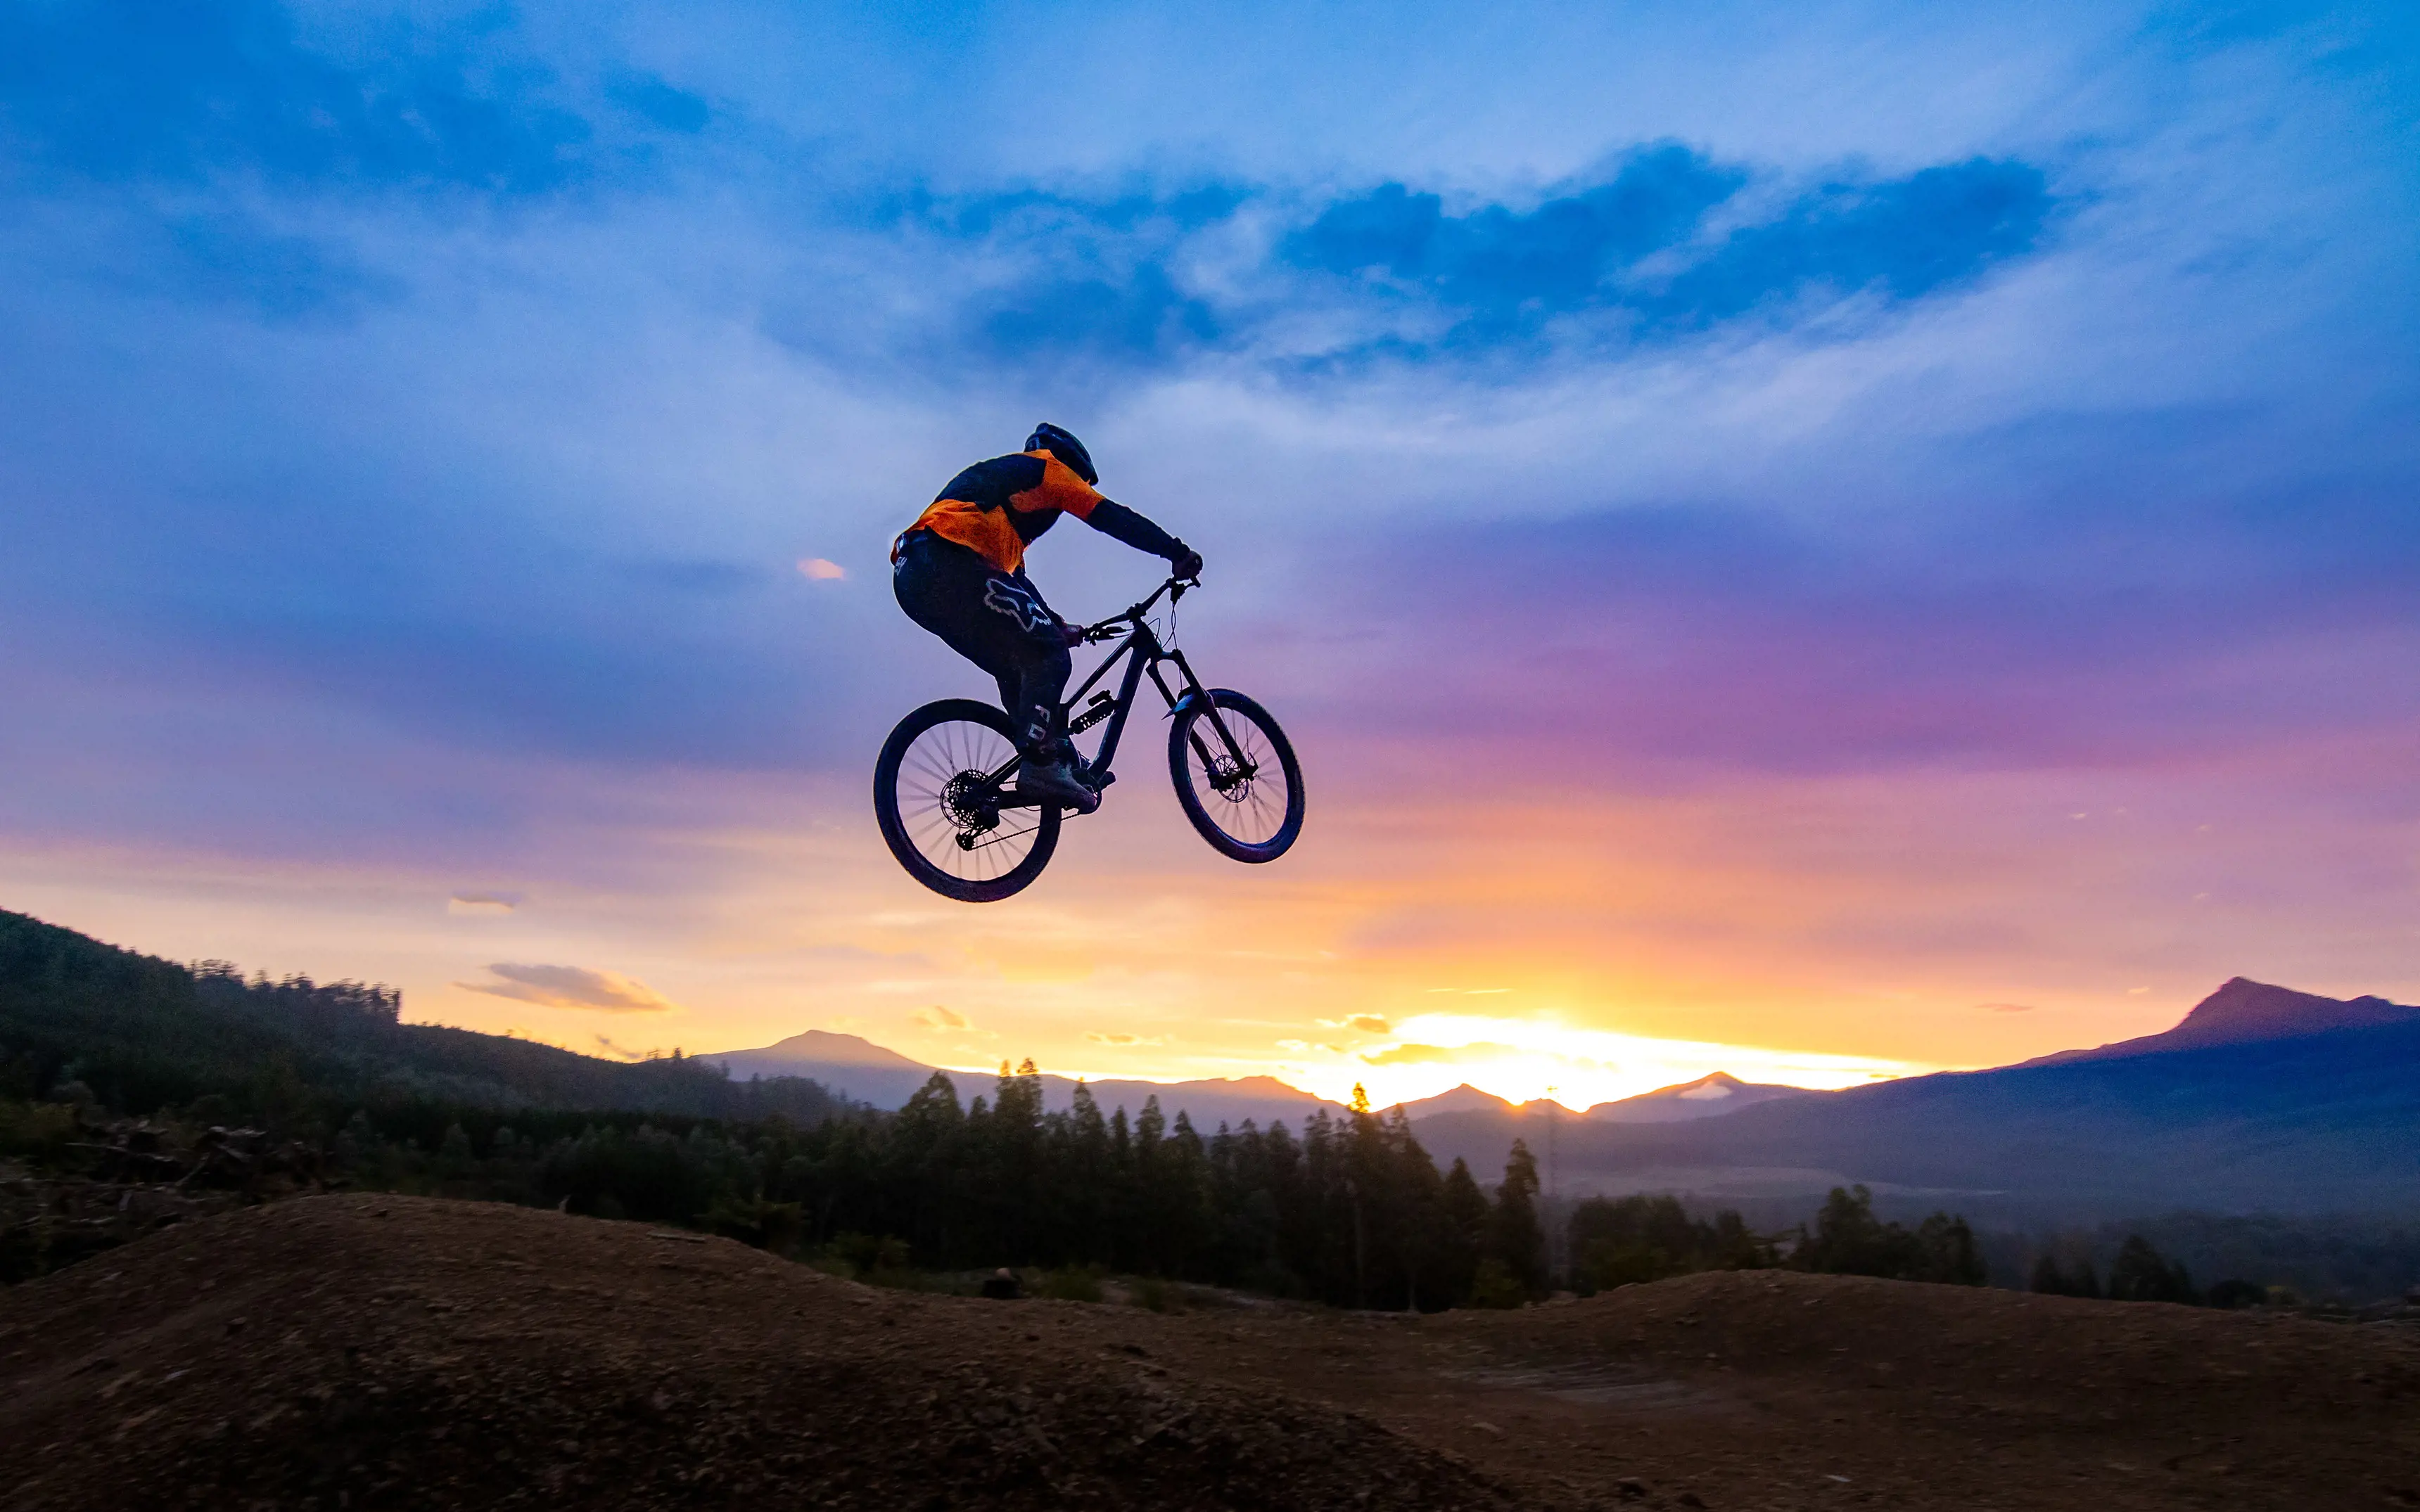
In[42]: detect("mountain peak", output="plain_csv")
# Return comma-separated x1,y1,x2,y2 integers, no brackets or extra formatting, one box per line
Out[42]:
2177,978,2415,1040
706,1030,930,1072
1582,1071,1809,1124
1392,1083,1517,1118
2023,979,2420,1066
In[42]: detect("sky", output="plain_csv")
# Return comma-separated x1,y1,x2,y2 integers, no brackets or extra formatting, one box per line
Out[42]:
2,0,2416,1110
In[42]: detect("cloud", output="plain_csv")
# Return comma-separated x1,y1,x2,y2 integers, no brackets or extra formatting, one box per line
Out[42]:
457,963,677,1013
1282,144,1744,318
829,146,2059,383
1980,1002,2036,1013
0,1,614,195
914,1005,970,1031
1321,1014,1391,1034
1084,1030,1166,1046
1636,158,2054,333
1361,1042,1524,1065
796,558,848,581
446,891,518,916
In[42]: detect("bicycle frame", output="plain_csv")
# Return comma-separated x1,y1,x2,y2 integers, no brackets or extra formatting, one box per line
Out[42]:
981,578,1254,809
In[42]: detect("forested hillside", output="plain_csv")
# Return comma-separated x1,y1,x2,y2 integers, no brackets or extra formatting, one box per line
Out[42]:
0,909,843,1124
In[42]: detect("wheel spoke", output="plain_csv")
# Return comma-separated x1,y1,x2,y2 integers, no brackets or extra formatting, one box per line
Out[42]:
1178,703,1293,848
889,715,1047,881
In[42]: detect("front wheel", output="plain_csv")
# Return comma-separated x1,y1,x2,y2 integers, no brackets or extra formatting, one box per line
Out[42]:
1168,689,1305,863
874,699,1060,902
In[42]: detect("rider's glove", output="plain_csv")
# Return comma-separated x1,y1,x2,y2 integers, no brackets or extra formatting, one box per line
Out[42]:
1168,542,1204,582
1057,617,1089,648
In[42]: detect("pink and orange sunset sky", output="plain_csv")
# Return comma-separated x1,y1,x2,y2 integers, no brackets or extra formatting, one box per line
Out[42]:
3,1,2416,1109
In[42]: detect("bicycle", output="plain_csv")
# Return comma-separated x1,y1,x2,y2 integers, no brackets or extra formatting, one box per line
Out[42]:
873,575,1306,902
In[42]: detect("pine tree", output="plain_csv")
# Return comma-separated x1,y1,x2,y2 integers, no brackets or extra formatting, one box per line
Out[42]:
2107,1235,2196,1303
1490,1139,1546,1298
1440,1157,1488,1304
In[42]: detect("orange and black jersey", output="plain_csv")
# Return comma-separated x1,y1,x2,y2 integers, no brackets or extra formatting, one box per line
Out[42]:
894,449,1183,575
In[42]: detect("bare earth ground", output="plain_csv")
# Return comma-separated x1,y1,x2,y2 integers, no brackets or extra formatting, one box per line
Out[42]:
3,1196,2416,1511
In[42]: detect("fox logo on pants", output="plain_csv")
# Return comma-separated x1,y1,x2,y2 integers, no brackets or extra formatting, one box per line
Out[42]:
982,578,1057,638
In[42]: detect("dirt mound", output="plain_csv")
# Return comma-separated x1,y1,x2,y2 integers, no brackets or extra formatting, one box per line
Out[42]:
1074,1268,2420,1511
0,1196,1513,1512
8,1198,2417,1512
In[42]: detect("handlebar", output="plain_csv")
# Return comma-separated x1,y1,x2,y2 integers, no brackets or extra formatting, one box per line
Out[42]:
1080,573,1197,642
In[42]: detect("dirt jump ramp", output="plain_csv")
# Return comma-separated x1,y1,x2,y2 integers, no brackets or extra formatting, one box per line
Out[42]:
0,1194,1515,1511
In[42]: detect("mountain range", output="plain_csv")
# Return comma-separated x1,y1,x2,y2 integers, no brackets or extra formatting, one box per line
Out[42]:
704,980,2420,1217
1406,978,2420,1220
698,1031,1338,1132
696,1037,1807,1130
9,903,2416,1221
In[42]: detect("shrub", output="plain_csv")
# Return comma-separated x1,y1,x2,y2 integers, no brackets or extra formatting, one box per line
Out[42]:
1467,1257,1528,1309
1036,1265,1106,1302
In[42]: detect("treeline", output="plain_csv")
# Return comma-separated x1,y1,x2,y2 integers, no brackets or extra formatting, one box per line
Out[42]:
1567,1184,1985,1290
2030,1234,2269,1308
355,1064,1550,1311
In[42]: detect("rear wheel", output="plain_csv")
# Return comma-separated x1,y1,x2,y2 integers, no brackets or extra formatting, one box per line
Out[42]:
1168,689,1305,863
874,699,1060,902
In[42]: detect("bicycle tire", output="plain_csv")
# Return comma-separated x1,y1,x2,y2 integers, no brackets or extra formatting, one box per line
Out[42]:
874,698,1061,902
1168,688,1305,863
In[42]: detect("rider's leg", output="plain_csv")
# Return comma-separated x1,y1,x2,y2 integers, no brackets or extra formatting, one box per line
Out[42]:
893,532,1090,809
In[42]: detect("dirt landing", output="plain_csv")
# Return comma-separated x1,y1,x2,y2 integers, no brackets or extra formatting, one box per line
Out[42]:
5,1196,2417,1511
1111,1267,2420,1511
0,1196,1510,1512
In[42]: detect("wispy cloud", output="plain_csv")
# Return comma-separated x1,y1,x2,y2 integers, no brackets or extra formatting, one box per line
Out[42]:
1361,1041,1524,1065
913,1005,970,1032
1083,1030,1166,1046
457,963,677,1013
447,891,518,916
860,147,2058,380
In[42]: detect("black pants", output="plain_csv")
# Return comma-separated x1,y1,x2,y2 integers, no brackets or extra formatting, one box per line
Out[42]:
893,530,1071,756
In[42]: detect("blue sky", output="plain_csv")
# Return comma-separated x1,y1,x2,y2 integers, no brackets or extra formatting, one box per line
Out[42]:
2,1,2415,1098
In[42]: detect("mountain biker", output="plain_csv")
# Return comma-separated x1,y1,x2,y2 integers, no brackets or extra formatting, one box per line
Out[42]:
891,423,1204,814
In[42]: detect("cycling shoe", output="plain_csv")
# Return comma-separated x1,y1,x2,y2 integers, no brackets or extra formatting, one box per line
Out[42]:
1018,756,1100,815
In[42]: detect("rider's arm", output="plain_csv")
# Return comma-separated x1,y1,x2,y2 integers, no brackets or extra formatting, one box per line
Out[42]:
1014,456,1199,573
1085,497,1187,563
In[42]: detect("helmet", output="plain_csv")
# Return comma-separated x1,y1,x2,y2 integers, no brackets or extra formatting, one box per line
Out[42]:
1026,423,1097,485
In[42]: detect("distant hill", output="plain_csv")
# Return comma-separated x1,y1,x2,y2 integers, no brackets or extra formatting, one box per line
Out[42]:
704,1031,939,1108
1584,1072,1811,1124
698,1034,1345,1130
1385,1075,1808,1127
1411,980,2420,1219
0,909,846,1125
2020,977,2420,1066
1390,1084,1520,1120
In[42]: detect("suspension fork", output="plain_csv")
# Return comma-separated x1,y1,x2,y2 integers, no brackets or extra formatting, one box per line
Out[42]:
1153,649,1254,772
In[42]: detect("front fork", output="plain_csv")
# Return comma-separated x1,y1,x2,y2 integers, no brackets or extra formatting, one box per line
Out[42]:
1151,650,1254,781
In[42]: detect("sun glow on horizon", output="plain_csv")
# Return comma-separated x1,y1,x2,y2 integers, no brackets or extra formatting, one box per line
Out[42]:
1270,1012,1920,1110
